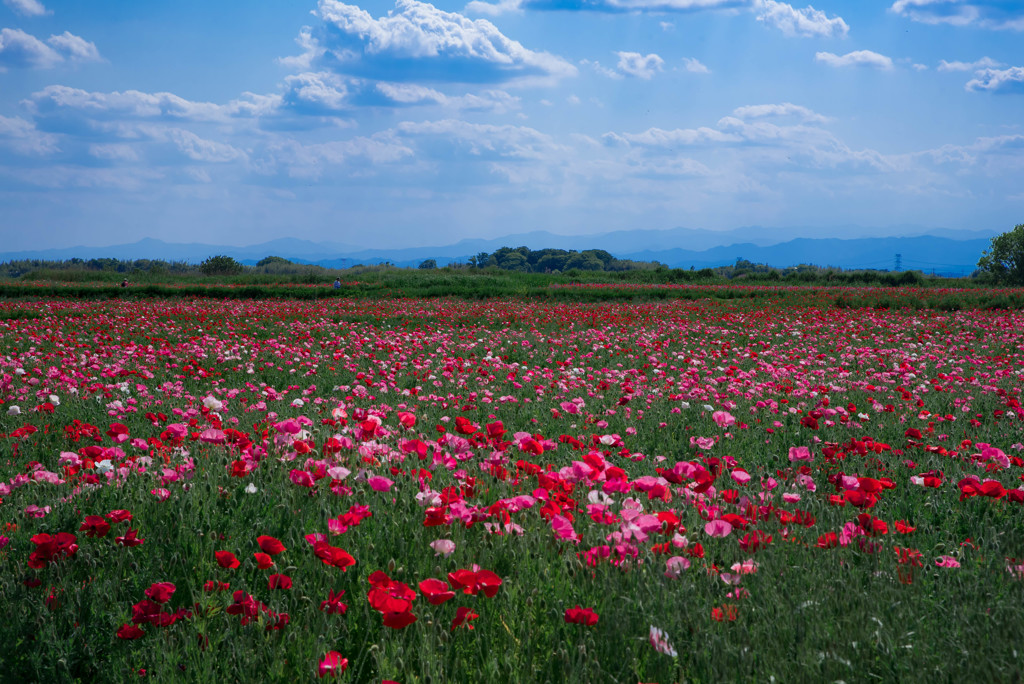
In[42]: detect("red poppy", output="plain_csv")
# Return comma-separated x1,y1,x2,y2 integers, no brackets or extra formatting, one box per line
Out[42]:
418,578,455,605
451,606,479,631
144,582,176,604
318,651,348,678
257,535,286,555
313,542,356,570
268,574,292,590
106,510,133,523
79,515,111,538
116,623,145,640
564,606,599,626
320,589,348,614
447,568,502,598
115,528,144,547
215,550,240,569
254,552,274,569
382,610,417,629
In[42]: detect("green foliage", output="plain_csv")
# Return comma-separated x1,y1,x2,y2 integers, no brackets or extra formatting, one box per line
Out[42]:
418,259,438,270
977,223,1024,285
200,255,244,276
256,255,292,267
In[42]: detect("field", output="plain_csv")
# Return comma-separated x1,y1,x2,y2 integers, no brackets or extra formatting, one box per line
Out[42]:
1,291,1023,683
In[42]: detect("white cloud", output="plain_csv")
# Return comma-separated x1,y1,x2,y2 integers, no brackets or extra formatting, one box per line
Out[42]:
47,31,102,63
889,0,1024,31
604,126,740,146
0,28,100,70
375,82,519,112
26,85,279,122
89,143,139,162
815,50,894,70
616,51,664,79
754,0,849,38
465,0,741,15
681,57,709,73
582,58,622,79
0,27,61,68
937,56,1002,72
0,114,58,155
282,71,351,112
732,102,828,122
395,118,563,160
3,0,48,16
464,0,523,15
294,0,577,84
965,66,1024,93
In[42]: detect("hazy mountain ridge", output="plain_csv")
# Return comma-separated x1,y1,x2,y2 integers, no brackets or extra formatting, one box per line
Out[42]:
0,227,995,275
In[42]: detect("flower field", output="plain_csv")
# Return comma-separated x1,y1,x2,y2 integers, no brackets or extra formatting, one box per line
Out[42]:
1,294,1023,682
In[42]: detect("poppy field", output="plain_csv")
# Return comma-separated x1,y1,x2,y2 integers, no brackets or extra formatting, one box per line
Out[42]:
1,293,1023,683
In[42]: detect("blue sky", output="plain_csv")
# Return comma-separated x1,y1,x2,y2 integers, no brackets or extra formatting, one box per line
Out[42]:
0,0,1022,251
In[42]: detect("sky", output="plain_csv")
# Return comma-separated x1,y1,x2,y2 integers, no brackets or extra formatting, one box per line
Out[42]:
0,0,1022,252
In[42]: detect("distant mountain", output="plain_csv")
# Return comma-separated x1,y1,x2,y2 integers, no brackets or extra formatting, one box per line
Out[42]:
0,228,993,276
619,236,989,276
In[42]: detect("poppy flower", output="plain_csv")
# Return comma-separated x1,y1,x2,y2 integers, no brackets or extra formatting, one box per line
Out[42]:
320,589,347,614
215,550,240,569
268,574,292,590
451,606,479,631
144,582,176,604
318,651,348,678
564,606,599,626
382,610,417,629
257,535,286,556
313,542,356,570
116,623,145,640
106,509,133,523
79,515,111,538
418,578,455,605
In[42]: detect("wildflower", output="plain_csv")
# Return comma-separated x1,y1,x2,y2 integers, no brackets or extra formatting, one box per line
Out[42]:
318,651,348,678
451,606,479,631
320,590,348,614
649,625,677,657
419,578,455,605
144,582,176,604
564,606,599,626
268,574,292,590
116,623,145,640
115,528,145,547
257,535,286,556
215,550,240,569
79,515,111,538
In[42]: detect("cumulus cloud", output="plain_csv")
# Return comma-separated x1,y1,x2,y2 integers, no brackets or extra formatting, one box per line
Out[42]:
681,57,709,73
937,56,1002,71
465,0,742,15
0,114,58,155
965,66,1024,93
26,85,279,122
616,51,664,79
815,50,894,70
732,102,828,122
889,0,1024,31
289,0,577,84
754,0,848,37
395,118,563,160
603,126,740,147
0,28,99,70
3,0,48,16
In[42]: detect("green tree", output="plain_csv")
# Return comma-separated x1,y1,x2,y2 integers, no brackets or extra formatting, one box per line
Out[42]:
257,256,292,267
200,255,244,276
977,224,1024,284
418,258,437,269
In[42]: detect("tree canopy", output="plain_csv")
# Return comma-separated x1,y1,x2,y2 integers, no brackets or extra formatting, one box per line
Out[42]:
977,224,1024,285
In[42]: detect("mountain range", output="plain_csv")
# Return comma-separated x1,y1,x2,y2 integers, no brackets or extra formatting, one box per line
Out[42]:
0,225,997,276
